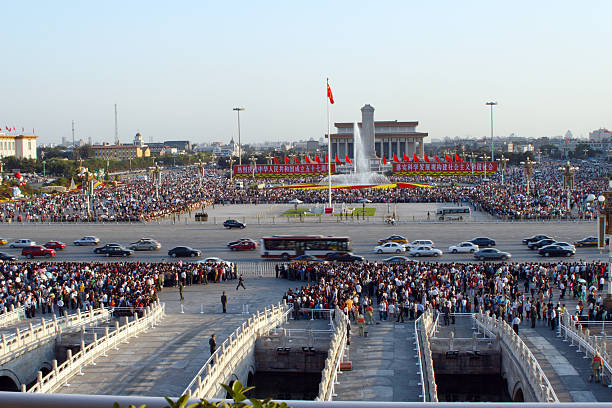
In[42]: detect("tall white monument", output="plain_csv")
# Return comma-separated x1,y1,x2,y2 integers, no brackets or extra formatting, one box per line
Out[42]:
360,104,376,159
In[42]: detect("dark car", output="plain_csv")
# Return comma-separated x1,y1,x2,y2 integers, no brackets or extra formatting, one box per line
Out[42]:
539,245,574,257
229,239,257,251
325,252,365,263
223,219,246,229
22,246,56,259
226,238,252,247
573,236,609,247
383,256,412,264
44,241,67,250
527,239,556,250
292,255,323,262
469,237,496,247
168,246,201,257
522,235,553,245
94,243,122,254
105,247,133,257
473,248,511,261
0,252,17,261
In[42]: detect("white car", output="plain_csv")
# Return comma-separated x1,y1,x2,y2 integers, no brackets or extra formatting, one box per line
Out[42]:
409,246,442,257
74,236,100,246
404,240,434,250
9,239,36,248
554,242,576,251
374,242,406,254
448,242,479,253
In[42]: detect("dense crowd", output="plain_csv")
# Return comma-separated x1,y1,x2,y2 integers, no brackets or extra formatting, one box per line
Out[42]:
279,260,609,326
0,260,235,318
0,160,608,222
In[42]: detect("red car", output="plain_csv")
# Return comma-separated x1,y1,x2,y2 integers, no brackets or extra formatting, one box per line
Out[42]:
44,241,66,250
229,239,257,251
22,246,55,259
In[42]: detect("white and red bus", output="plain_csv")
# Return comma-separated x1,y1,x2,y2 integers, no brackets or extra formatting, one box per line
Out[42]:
260,235,351,260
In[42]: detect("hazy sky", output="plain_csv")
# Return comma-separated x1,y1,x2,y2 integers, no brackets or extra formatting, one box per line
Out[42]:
1,1,610,145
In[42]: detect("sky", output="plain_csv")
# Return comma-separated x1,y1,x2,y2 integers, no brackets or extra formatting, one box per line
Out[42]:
0,1,611,145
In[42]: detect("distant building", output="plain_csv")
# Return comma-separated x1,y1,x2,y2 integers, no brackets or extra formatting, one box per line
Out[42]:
91,143,151,160
589,128,611,143
164,140,191,152
147,143,178,156
0,133,37,159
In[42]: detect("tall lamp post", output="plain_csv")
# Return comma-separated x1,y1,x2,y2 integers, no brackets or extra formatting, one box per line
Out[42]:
249,156,257,179
486,101,497,161
228,156,236,181
480,153,490,178
197,160,204,189
265,154,274,165
520,158,536,196
558,161,578,213
497,154,509,184
233,107,245,165
153,162,161,200
468,152,477,176
588,187,612,304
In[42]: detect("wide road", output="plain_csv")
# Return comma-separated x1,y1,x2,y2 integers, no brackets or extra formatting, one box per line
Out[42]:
0,220,606,263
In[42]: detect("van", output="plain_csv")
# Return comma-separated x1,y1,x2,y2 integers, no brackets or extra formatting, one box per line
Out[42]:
234,181,244,189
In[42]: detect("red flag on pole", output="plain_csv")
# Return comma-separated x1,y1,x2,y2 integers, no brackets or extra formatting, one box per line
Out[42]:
444,153,453,162
382,154,387,165
335,154,342,164
325,154,329,163
392,153,400,163
327,80,335,104
284,155,289,164
345,155,352,164
424,154,430,163
434,154,440,162
294,156,300,164
304,156,311,163
413,154,420,163
403,153,410,162
274,156,280,164
455,153,463,162
314,155,321,164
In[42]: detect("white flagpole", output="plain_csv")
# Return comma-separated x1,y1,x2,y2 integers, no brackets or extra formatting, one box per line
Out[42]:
327,78,332,208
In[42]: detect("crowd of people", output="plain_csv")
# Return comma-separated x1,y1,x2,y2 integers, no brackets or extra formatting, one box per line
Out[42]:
0,160,608,222
0,260,236,318
279,260,610,329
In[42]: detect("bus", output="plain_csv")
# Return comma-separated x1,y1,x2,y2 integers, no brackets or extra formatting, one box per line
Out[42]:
436,207,471,221
260,235,351,260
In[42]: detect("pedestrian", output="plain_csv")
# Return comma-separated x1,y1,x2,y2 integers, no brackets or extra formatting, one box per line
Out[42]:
357,313,366,336
236,274,246,290
57,298,65,316
530,306,536,328
179,282,185,302
512,315,521,334
209,334,217,355
591,353,603,383
221,291,227,313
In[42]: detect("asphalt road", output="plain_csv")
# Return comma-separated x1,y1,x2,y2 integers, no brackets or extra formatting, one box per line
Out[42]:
0,220,606,264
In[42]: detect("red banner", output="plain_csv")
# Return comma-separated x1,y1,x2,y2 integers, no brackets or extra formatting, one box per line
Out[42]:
392,161,498,174
233,163,336,177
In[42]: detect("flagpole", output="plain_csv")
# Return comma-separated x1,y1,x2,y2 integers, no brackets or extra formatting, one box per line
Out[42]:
327,78,332,208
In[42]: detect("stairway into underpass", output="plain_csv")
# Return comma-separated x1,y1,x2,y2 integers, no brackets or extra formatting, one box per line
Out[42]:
333,321,422,402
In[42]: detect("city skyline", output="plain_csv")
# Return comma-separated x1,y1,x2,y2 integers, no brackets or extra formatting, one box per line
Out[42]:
0,1,610,145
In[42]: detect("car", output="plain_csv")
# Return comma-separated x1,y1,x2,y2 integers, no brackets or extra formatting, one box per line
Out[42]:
223,219,246,229
9,239,36,248
573,236,609,247
448,242,479,253
168,246,201,257
104,246,134,257
469,237,496,247
539,244,574,257
554,242,576,251
0,238,8,246
527,239,557,250
43,241,66,250
377,235,409,245
404,240,434,249
22,246,55,259
325,252,365,263
473,248,511,261
409,246,443,257
128,240,161,251
291,255,323,262
0,252,17,261
198,257,234,268
522,235,554,245
229,239,257,251
74,236,100,246
382,256,412,264
227,238,252,247
374,242,406,254
94,243,123,254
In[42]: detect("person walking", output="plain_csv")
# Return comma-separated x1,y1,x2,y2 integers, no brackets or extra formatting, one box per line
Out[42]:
179,282,185,302
357,312,366,336
221,291,227,313
530,306,536,328
209,334,217,355
236,274,246,290
512,315,521,334
591,353,603,383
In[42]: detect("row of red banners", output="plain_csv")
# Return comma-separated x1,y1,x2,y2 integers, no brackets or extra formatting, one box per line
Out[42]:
392,161,498,173
233,164,336,176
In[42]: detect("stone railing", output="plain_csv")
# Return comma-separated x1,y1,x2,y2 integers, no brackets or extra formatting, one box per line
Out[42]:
183,302,291,399
559,312,612,384
315,307,347,401
415,309,439,402
0,304,25,327
25,301,165,393
0,307,111,365
475,313,558,402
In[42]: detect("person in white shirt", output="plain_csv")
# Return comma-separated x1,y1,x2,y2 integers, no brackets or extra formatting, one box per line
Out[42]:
512,315,521,334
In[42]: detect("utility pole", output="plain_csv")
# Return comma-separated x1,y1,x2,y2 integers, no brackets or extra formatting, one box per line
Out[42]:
486,101,497,161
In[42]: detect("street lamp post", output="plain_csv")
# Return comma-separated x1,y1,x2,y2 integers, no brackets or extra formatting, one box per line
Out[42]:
486,101,497,161
153,162,161,200
42,160,46,178
558,161,578,213
589,188,612,302
228,156,236,181
197,160,204,189
233,107,245,165
249,156,257,179
480,153,490,178
468,152,476,176
520,158,536,196
497,154,509,185
265,154,274,165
